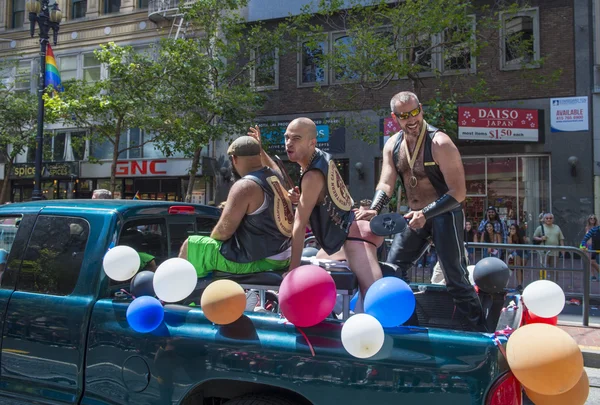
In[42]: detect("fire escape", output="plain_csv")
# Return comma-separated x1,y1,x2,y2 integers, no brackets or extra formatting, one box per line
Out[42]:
148,0,194,39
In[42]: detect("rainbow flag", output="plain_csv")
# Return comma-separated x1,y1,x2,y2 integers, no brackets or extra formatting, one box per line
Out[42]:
45,44,63,92
132,191,141,200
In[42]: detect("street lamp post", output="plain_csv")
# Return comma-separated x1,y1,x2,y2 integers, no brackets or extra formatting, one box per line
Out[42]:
26,0,62,201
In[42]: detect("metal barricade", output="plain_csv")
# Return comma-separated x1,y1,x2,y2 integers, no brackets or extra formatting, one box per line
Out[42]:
305,236,592,326
383,239,591,326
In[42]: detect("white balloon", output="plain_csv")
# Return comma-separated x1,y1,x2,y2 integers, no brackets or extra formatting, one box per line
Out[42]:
466,265,476,285
522,280,566,318
103,245,140,281
153,258,198,303
341,313,385,359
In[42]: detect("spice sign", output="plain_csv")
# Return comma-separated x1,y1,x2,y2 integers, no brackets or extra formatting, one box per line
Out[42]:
550,97,588,132
458,107,539,142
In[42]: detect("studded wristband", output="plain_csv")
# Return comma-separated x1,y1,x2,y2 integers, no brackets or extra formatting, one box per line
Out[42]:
370,190,391,214
422,194,461,220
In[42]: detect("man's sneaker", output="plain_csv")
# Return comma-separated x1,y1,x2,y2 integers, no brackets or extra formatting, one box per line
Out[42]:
592,276,598,282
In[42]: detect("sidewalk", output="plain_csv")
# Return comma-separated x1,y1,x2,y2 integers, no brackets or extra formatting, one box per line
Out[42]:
558,324,600,368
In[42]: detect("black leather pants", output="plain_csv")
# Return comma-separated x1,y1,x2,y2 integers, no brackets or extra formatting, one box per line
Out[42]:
387,208,486,332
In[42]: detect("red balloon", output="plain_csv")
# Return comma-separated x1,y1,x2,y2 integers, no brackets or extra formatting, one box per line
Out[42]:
279,265,337,327
524,309,558,326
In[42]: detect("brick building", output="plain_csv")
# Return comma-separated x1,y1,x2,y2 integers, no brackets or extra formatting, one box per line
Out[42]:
243,0,594,245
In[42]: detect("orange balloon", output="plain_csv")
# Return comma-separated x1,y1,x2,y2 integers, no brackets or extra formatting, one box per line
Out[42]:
525,370,589,405
200,280,246,325
506,323,583,395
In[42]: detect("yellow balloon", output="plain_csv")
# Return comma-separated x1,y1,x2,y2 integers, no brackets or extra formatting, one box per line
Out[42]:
506,323,583,395
200,280,246,325
525,370,589,405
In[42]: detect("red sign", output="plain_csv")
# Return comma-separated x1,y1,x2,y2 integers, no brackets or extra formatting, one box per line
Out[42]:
458,107,540,142
115,159,167,176
380,117,401,149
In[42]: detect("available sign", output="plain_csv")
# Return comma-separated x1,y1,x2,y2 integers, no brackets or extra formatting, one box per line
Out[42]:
550,97,588,132
458,107,540,142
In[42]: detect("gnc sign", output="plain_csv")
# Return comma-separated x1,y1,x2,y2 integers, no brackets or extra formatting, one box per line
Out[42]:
80,158,201,178
115,159,167,176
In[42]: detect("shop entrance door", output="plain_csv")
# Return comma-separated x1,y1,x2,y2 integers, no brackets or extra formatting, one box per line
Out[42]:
11,184,33,202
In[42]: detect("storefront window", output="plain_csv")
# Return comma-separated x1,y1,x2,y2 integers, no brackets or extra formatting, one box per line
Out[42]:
70,132,86,161
52,133,66,161
518,156,550,241
96,179,121,196
487,156,517,224
41,181,56,200
142,131,164,158
91,139,113,160
462,155,550,242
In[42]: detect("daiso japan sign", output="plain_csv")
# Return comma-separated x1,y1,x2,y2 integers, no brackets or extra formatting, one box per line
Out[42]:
458,107,540,142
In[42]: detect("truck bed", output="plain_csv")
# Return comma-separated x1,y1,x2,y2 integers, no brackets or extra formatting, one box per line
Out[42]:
82,289,512,405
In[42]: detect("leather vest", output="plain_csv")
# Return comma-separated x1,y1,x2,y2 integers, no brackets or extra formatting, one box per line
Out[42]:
220,167,294,263
392,123,449,198
300,149,355,255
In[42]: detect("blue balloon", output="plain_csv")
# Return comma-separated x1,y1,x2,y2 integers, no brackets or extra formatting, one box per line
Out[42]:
126,296,164,333
364,277,415,327
349,291,359,312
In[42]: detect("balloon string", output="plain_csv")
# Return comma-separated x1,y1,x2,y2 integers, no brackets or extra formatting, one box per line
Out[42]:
284,321,316,357
493,326,514,360
120,289,136,299
493,337,507,359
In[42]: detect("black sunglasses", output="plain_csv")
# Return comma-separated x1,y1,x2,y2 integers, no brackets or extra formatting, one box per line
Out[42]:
393,105,421,120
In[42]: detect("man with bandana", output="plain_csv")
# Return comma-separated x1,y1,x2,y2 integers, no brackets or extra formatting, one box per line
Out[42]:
179,136,294,278
358,91,486,332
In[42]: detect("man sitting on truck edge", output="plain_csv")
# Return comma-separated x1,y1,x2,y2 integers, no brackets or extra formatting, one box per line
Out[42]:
179,136,294,278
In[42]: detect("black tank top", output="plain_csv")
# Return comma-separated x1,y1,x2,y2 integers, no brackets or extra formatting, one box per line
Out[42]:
300,149,355,255
220,167,293,263
392,123,449,198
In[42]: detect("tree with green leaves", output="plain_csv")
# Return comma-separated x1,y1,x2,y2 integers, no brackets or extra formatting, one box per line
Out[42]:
290,0,560,143
150,0,298,202
44,43,162,197
0,79,39,203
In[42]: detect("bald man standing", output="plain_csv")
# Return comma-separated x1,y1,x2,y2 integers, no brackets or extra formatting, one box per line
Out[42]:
281,118,384,304
179,136,294,278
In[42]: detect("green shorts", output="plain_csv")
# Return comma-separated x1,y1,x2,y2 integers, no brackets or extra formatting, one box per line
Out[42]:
186,236,290,278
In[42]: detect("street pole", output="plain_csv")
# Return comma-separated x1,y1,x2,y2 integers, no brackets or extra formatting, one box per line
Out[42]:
32,38,47,201
26,0,61,201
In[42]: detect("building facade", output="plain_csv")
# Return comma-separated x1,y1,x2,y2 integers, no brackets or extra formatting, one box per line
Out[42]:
0,0,596,245
243,0,594,245
0,0,219,203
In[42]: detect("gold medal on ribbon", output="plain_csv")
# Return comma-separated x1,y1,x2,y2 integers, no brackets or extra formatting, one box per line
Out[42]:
402,120,427,188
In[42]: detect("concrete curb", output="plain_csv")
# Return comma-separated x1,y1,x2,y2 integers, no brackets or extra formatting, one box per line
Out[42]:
581,347,600,369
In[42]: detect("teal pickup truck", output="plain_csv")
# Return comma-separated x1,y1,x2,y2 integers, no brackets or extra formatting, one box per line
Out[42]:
0,200,522,405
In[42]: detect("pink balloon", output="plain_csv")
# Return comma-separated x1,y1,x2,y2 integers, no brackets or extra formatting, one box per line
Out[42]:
279,265,337,327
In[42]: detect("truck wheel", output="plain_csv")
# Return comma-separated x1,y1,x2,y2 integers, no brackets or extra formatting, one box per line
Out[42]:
225,394,301,405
